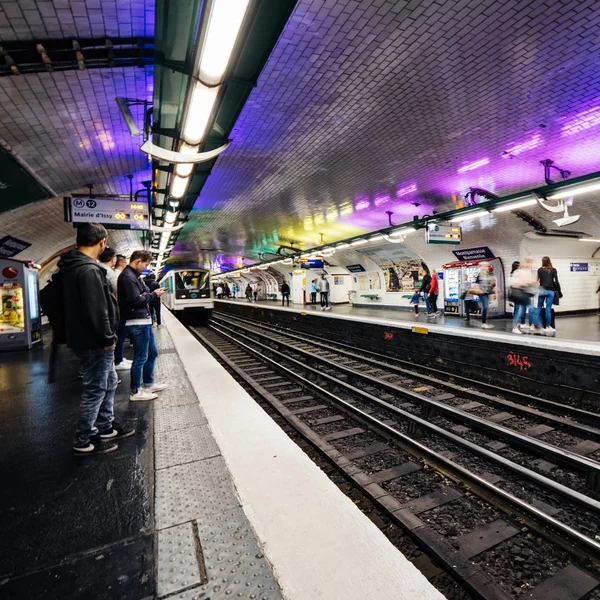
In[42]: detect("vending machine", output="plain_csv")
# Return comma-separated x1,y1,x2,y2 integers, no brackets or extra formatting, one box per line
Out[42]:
442,257,505,318
0,258,42,350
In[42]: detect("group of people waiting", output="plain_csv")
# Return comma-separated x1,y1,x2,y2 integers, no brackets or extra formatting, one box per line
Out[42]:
58,223,169,457
410,267,442,318
509,256,561,335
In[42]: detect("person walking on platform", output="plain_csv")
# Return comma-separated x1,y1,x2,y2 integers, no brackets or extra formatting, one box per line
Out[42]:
310,279,318,305
421,267,432,315
319,273,331,310
532,256,560,334
281,281,291,306
473,263,495,329
426,270,440,317
58,223,134,456
113,253,132,372
216,284,223,299
145,274,163,327
118,251,168,402
245,283,252,302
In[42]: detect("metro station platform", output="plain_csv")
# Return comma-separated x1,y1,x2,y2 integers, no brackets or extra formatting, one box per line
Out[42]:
0,310,444,600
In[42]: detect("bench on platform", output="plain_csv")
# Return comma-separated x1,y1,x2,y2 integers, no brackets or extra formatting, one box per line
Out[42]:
361,294,380,300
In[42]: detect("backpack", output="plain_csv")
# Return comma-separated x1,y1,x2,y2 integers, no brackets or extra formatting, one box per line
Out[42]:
39,271,66,383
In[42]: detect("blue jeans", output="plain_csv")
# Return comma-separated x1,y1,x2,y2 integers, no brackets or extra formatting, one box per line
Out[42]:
127,324,158,392
513,300,531,327
479,294,489,324
73,348,117,445
423,293,431,313
534,289,555,327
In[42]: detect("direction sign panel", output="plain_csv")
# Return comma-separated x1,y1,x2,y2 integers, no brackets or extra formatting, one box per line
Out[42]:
64,197,150,230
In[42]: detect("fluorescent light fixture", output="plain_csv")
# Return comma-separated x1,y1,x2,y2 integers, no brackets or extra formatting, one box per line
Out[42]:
282,258,293,264
369,234,384,241
547,181,600,200
115,97,141,137
350,239,368,246
492,198,536,212
451,210,488,223
457,158,490,174
169,199,180,208
164,211,178,225
336,243,350,249
159,233,170,252
175,143,198,177
170,175,189,199
182,82,219,145
579,238,600,243
389,227,415,237
199,0,250,85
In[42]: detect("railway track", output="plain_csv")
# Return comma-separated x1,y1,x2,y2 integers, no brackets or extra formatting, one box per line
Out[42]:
191,318,600,600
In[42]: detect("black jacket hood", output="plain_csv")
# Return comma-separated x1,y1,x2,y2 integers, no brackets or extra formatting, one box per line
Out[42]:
58,248,98,272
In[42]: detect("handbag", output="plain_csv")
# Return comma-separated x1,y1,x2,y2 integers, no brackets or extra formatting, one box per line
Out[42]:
508,286,531,304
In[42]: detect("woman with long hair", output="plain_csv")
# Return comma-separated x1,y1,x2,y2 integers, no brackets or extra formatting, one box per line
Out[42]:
533,256,560,333
509,260,533,334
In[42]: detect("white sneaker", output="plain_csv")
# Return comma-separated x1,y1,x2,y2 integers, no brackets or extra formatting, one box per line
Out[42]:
512,327,522,334
115,360,131,371
144,382,168,392
326,307,331,311
320,307,325,311
545,326,555,332
130,389,158,402
481,323,494,329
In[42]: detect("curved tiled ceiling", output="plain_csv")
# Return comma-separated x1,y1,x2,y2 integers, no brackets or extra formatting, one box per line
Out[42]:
177,0,600,270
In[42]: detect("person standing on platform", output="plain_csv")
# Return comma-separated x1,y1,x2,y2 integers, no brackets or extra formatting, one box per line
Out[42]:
421,267,432,315
532,256,560,334
59,223,134,456
216,284,223,299
118,251,168,402
319,273,331,311
474,263,495,329
245,283,252,302
254,284,261,302
409,288,421,316
310,279,318,305
145,274,163,327
509,260,533,334
114,253,132,372
427,270,439,317
98,247,119,296
281,281,291,306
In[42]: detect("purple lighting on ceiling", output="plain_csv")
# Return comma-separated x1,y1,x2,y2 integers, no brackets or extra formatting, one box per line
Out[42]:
354,197,370,211
396,182,417,198
561,105,600,136
502,133,542,157
374,192,391,207
457,157,490,173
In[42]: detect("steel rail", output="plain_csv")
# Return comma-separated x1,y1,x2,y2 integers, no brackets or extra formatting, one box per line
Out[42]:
210,318,600,517
203,321,600,562
211,314,600,487
213,311,600,429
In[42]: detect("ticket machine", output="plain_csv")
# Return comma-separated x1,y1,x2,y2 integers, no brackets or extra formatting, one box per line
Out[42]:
0,258,42,350
442,257,505,318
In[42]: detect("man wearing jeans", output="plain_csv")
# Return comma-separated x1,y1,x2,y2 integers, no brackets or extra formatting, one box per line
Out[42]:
59,223,134,456
118,251,167,401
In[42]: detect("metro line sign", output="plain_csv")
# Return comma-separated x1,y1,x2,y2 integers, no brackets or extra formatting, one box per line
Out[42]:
64,197,150,230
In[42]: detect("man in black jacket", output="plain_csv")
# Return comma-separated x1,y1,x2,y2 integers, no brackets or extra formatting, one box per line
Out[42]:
118,251,167,401
58,223,134,456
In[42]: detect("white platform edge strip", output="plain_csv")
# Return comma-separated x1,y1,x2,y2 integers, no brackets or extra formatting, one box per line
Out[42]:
162,309,445,600
215,300,600,357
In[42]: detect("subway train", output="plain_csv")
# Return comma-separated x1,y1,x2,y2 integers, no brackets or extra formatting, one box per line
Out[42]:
159,268,213,322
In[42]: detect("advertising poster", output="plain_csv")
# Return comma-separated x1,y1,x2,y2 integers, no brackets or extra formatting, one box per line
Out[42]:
361,245,425,293
0,284,24,332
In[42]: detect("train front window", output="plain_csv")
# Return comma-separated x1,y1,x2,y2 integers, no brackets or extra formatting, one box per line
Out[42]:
175,272,210,299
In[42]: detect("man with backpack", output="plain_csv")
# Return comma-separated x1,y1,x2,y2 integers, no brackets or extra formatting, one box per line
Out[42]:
57,223,134,456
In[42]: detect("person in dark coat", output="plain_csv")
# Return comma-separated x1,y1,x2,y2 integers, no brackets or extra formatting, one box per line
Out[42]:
145,273,163,327
281,281,291,306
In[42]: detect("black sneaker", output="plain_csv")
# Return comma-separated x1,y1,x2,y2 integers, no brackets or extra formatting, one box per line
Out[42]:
99,421,135,440
73,435,118,456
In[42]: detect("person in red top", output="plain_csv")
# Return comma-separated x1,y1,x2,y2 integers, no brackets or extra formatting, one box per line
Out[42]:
427,269,440,316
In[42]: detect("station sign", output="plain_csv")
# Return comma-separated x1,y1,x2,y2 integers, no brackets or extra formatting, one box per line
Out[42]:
64,197,150,230
0,235,31,258
345,264,366,273
570,262,588,272
426,224,461,245
300,259,324,269
452,246,495,261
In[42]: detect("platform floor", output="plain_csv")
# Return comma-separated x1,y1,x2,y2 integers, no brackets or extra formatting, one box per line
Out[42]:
224,298,600,345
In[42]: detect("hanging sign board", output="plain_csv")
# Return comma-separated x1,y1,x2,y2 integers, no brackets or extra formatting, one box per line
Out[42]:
426,224,461,245
300,259,324,269
0,235,32,258
452,246,495,261
345,264,366,273
64,197,150,230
